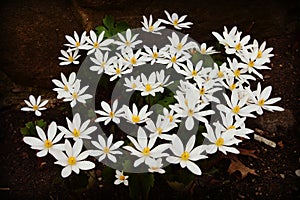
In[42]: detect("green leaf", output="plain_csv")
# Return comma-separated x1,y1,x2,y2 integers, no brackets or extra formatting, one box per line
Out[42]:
20,119,47,137
129,173,154,200
115,21,130,33
103,15,115,31
95,25,110,38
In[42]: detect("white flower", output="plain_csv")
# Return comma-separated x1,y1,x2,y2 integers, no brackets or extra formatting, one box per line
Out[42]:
114,170,129,186
202,123,240,155
58,113,97,141
193,77,222,104
21,95,48,116
159,10,193,30
166,134,207,175
90,134,124,163
167,32,196,54
212,62,229,80
58,49,80,65
142,45,163,65
63,81,93,108
145,158,165,174
123,127,170,167
121,49,146,67
53,139,95,178
198,43,218,55
145,115,176,140
95,100,123,125
252,39,274,63
217,89,257,118
163,107,181,124
89,51,117,74
178,59,203,80
86,30,114,55
123,75,142,92
64,31,89,51
226,58,256,84
155,69,173,90
105,60,132,81
170,90,215,130
159,51,190,72
248,82,284,115
139,72,163,96
52,72,78,99
23,121,64,157
114,29,142,51
141,15,165,35
122,103,153,124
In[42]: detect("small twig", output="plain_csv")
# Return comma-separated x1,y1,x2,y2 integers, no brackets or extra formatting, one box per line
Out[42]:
254,133,276,148
0,187,10,191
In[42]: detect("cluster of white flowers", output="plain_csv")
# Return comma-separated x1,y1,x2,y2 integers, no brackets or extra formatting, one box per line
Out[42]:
21,11,284,185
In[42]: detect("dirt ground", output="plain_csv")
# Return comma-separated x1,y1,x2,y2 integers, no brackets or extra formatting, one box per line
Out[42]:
0,0,299,199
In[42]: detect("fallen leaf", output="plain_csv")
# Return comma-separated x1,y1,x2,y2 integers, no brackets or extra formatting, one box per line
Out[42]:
227,156,258,179
238,148,261,160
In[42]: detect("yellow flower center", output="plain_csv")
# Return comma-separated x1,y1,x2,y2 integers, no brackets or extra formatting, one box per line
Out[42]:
215,138,224,147
115,67,121,74
68,56,74,62
100,62,106,68
148,25,154,32
171,56,177,63
200,48,206,54
68,156,77,165
72,92,78,99
75,41,80,47
199,87,205,95
168,115,174,122
32,105,39,111
230,83,236,91
234,69,240,77
125,40,131,46
184,99,188,106
187,109,194,116
217,70,224,78
119,175,125,181
258,99,265,106
173,19,179,26
227,125,236,130
63,85,69,91
232,105,240,114
93,42,99,48
103,147,110,154
130,57,137,65
44,140,53,148
191,70,197,77
72,128,80,137
180,151,190,161
142,147,150,156
177,43,183,50
145,84,152,92
257,50,262,58
132,83,137,89
109,111,114,118
152,52,158,59
235,43,241,51
132,115,140,123
248,60,255,67
157,127,163,134
151,166,159,170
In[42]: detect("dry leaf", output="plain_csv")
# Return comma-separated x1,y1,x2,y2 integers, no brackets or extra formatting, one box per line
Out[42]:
227,156,258,179
238,148,261,160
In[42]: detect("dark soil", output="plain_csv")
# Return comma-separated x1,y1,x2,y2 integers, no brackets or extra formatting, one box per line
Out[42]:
0,0,299,199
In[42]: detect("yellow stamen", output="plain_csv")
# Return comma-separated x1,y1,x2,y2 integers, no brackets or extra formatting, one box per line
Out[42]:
142,147,150,156
235,43,241,51
215,138,224,147
130,57,137,65
132,115,140,123
75,41,80,47
180,151,190,161
199,87,205,95
119,175,125,180
187,109,194,116
258,99,265,106
152,52,158,59
191,70,197,77
257,50,262,58
63,85,69,91
100,62,106,68
68,156,77,165
177,43,183,50
125,40,131,46
168,115,174,122
72,92,78,99
171,56,177,63
72,128,80,137
200,48,206,54
227,125,236,130
145,84,152,92
230,84,236,91
116,67,121,74
132,83,137,89
103,147,110,154
93,42,99,48
109,111,114,118
173,19,179,26
44,140,53,148
248,60,255,67
68,56,74,62
232,106,240,114
234,69,240,77
148,25,154,32
157,127,163,134
32,105,39,111
217,71,224,78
